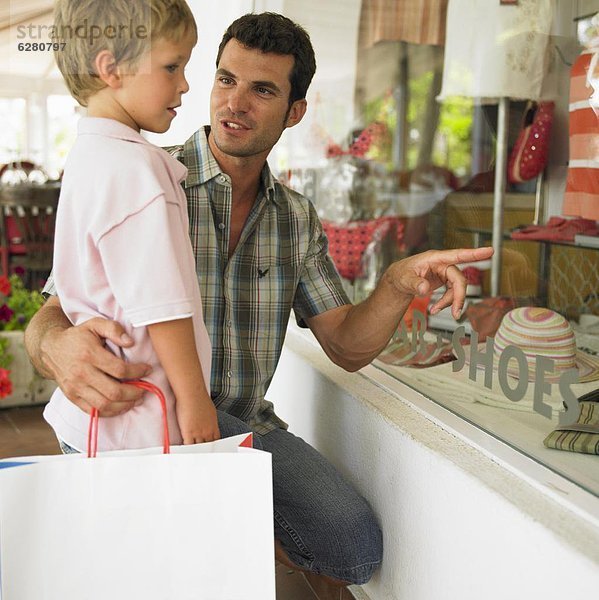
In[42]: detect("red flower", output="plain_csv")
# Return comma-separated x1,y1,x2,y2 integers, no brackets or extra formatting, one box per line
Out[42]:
0,276,10,296
0,304,13,322
326,143,346,158
0,368,12,399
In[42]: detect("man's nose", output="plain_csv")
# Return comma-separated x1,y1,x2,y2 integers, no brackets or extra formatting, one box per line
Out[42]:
227,86,249,114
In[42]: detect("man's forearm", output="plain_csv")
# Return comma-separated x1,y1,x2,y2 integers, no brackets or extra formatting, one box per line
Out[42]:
309,269,413,372
24,296,71,379
310,247,494,372
331,271,412,368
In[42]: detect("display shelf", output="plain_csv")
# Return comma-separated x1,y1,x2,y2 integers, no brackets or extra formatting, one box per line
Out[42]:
458,226,599,314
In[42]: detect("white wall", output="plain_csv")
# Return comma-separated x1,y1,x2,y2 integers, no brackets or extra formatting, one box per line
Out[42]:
269,327,599,600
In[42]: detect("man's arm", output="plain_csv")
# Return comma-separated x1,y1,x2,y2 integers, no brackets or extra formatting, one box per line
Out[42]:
24,296,151,416
306,247,494,371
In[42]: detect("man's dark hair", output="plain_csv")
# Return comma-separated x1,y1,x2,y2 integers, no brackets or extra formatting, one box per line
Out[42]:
216,12,316,106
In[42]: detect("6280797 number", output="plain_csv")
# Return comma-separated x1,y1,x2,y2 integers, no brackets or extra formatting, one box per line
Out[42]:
17,42,66,51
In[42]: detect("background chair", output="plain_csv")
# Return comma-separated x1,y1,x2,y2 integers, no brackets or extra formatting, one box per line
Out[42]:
0,182,59,289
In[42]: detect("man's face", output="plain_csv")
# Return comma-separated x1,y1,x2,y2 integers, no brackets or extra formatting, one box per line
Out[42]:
210,39,306,159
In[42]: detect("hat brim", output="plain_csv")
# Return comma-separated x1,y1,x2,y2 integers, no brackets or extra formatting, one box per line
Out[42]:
465,344,599,384
574,349,599,383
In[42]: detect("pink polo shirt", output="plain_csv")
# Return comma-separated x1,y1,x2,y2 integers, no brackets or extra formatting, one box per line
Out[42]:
44,117,212,451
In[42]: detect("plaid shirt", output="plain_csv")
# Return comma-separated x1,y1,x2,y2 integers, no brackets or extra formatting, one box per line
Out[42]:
45,126,349,434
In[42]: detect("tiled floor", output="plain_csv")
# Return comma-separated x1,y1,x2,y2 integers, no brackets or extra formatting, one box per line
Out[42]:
0,405,355,599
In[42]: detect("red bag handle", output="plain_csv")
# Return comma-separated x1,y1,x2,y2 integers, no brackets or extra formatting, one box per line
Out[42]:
87,380,170,458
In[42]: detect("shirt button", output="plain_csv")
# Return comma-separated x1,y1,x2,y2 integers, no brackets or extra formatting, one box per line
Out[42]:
227,370,232,378
227,320,232,327
218,222,225,230
218,175,227,183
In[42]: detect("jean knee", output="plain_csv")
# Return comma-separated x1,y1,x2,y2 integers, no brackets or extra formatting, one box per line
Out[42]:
216,411,262,450
311,500,383,585
340,503,383,583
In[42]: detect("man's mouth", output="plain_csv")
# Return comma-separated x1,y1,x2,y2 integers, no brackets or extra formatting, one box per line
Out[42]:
222,120,248,130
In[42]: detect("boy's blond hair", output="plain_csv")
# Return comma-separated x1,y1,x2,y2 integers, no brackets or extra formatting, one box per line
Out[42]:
53,0,197,106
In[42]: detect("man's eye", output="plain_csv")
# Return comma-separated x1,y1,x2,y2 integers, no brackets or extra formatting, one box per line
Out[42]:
257,87,273,95
219,77,233,85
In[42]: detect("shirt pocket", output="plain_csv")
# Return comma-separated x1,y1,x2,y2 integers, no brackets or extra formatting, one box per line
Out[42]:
254,263,298,322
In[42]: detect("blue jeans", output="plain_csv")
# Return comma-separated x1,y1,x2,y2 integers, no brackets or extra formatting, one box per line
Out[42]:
59,410,383,584
219,411,383,584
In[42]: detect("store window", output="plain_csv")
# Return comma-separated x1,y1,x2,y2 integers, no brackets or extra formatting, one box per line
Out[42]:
280,0,599,498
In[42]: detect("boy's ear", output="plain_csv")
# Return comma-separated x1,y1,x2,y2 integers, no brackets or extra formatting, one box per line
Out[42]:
285,99,307,129
93,50,122,88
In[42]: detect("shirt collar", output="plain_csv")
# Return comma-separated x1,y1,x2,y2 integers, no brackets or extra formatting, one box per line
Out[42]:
77,117,150,145
78,117,187,183
181,126,279,205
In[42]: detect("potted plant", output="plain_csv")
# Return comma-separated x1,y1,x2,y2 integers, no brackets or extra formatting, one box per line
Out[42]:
0,271,55,407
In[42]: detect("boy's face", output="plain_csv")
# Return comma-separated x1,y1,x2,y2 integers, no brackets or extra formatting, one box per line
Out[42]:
209,39,306,160
116,31,195,133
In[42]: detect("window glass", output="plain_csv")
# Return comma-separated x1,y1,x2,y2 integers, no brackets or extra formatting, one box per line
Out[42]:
278,0,599,498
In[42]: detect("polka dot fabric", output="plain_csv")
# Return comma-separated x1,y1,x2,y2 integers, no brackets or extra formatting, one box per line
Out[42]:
322,216,405,281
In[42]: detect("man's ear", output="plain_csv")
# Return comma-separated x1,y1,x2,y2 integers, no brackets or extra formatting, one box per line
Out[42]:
93,50,122,88
285,99,307,129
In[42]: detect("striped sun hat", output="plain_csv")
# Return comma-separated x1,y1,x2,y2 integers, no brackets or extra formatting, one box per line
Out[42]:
493,307,599,383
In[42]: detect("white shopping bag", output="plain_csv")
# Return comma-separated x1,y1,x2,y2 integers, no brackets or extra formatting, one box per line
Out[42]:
0,383,275,600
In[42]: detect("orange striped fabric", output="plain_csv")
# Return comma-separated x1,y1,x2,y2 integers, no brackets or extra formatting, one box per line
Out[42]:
568,104,599,135
568,133,599,160
564,51,599,220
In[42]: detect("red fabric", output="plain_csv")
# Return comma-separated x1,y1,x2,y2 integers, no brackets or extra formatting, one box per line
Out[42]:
465,297,518,341
323,216,405,281
462,266,483,285
5,216,26,254
510,216,599,242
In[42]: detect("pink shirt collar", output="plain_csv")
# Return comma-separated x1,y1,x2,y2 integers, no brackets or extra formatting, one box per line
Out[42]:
77,117,187,183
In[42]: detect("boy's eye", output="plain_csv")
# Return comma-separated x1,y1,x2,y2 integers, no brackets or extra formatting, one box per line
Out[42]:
166,64,178,73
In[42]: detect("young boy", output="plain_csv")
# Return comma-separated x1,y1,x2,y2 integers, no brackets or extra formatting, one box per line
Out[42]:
44,0,220,451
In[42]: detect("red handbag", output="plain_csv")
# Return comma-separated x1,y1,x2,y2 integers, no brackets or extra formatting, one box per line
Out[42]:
507,101,554,183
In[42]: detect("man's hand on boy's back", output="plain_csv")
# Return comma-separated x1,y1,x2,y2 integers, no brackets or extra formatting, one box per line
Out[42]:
36,298,151,416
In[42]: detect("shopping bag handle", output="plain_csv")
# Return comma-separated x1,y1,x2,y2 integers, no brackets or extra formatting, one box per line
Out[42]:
87,380,171,458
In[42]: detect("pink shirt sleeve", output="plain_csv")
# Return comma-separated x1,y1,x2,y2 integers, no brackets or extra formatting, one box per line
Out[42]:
97,194,196,327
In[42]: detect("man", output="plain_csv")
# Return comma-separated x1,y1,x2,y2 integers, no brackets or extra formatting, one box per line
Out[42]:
26,12,493,588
